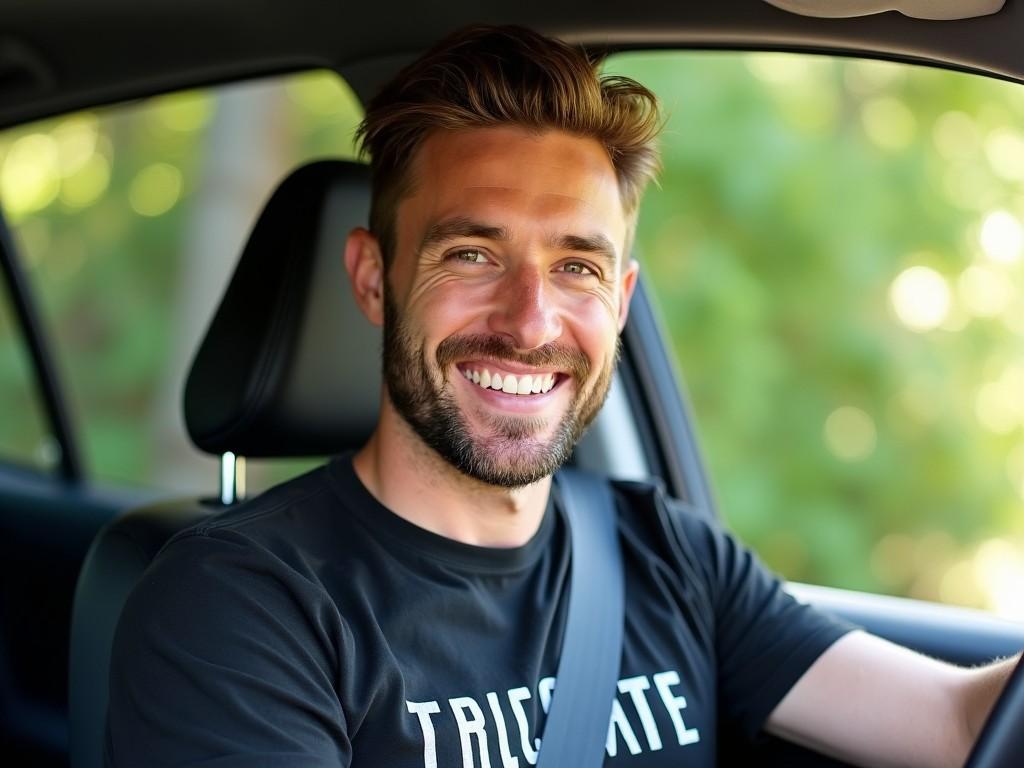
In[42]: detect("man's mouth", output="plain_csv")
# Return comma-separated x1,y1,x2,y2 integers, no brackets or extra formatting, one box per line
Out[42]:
458,365,559,396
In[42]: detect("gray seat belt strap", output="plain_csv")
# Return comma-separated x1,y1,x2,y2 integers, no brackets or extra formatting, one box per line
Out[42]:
536,468,624,767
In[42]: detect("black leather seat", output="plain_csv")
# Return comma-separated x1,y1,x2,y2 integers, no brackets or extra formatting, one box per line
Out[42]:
68,160,380,768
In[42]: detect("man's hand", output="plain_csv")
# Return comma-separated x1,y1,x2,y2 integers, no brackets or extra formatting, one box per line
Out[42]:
765,629,1020,768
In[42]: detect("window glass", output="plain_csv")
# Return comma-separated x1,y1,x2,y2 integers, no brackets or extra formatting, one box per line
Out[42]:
608,51,1024,618
0,279,54,470
0,71,362,493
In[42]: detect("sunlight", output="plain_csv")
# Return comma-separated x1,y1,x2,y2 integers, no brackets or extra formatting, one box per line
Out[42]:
861,97,916,151
52,114,99,177
932,111,981,161
890,265,951,331
286,72,353,115
943,163,997,211
939,559,985,608
973,539,1024,620
150,91,215,133
959,264,1013,317
0,133,60,217
746,54,816,86
60,153,110,209
844,59,906,95
974,367,1024,434
979,209,1023,264
985,128,1024,182
129,163,183,217
823,406,877,462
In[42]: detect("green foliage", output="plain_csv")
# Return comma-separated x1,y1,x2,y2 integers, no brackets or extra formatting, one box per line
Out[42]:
609,52,1024,611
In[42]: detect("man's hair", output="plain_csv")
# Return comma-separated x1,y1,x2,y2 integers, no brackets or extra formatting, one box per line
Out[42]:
356,25,662,264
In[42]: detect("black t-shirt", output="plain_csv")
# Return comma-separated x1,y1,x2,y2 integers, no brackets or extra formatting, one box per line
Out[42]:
106,456,853,767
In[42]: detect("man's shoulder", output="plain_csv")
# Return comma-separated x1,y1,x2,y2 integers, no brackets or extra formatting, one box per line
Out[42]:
597,473,744,583
170,461,336,545
606,474,720,535
124,462,347,633
144,460,347,588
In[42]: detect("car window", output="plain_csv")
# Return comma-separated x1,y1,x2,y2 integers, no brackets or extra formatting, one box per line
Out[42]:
0,70,362,494
0,277,54,471
607,51,1024,618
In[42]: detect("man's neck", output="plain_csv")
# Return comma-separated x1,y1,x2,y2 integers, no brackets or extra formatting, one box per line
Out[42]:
351,406,552,548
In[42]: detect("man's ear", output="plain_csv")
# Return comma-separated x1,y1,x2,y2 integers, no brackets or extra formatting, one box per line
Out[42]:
617,258,640,332
344,227,385,327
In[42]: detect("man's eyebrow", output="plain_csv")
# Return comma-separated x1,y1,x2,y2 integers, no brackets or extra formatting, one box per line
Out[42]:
419,217,510,252
550,232,619,272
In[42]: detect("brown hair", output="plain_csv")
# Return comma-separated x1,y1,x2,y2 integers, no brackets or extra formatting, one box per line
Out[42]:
356,25,662,264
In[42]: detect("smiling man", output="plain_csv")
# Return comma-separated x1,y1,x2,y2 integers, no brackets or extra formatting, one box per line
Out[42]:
107,25,1019,768
346,123,636,540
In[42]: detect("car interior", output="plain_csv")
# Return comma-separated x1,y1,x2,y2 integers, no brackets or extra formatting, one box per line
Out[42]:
3,1,1024,766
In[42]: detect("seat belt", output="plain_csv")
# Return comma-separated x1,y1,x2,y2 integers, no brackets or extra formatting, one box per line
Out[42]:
536,468,625,767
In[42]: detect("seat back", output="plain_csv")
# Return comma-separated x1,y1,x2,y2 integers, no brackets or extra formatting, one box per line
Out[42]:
68,160,378,768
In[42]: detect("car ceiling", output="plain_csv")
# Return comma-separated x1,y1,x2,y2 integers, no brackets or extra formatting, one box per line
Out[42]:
1,0,1022,129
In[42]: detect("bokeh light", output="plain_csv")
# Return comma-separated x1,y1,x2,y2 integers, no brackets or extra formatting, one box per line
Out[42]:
60,153,111,209
984,128,1024,182
128,163,183,217
973,539,1024,620
1,133,61,217
958,264,1013,317
889,265,951,331
149,91,214,133
932,111,981,161
746,54,815,86
824,406,877,462
53,114,100,178
861,97,916,151
979,209,1023,264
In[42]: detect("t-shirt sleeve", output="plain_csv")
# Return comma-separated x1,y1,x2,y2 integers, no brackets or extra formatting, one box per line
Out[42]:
666,499,857,740
105,530,350,767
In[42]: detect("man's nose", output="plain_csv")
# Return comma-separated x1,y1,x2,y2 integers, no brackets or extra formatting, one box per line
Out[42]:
487,266,563,351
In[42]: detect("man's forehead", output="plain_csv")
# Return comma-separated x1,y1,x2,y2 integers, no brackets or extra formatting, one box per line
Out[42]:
415,128,619,197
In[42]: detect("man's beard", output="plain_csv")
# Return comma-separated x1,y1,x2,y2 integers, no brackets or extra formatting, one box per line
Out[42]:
382,292,617,488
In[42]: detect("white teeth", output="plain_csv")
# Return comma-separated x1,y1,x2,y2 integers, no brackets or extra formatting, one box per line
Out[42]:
462,367,558,396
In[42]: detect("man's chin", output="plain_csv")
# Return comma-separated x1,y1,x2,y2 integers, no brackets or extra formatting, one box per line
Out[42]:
443,428,573,488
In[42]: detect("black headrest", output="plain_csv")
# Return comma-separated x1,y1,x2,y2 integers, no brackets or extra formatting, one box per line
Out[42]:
184,160,381,457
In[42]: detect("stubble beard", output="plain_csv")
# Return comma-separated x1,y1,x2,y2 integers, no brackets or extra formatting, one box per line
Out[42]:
381,292,618,488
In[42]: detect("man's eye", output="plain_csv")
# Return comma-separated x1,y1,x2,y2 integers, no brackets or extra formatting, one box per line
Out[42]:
561,261,595,276
451,249,488,264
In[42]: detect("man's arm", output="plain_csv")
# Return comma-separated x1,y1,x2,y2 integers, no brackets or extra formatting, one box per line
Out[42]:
765,629,1020,768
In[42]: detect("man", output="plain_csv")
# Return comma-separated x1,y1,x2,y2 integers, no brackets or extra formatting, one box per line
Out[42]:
107,25,1019,768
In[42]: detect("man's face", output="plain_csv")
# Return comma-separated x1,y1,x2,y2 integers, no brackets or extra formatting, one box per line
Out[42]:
382,126,638,487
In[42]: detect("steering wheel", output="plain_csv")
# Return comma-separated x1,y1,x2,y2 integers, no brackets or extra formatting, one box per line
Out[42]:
964,655,1024,768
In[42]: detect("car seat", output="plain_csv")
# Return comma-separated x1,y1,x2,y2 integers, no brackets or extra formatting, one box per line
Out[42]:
67,160,380,768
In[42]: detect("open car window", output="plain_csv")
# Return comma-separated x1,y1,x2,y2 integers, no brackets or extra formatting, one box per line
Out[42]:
607,50,1024,619
0,70,363,494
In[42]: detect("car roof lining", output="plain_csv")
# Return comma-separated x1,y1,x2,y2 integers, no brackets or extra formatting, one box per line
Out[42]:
2,0,1023,129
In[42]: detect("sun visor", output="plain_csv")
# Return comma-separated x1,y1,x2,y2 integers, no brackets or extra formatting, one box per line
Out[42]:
764,0,1005,20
